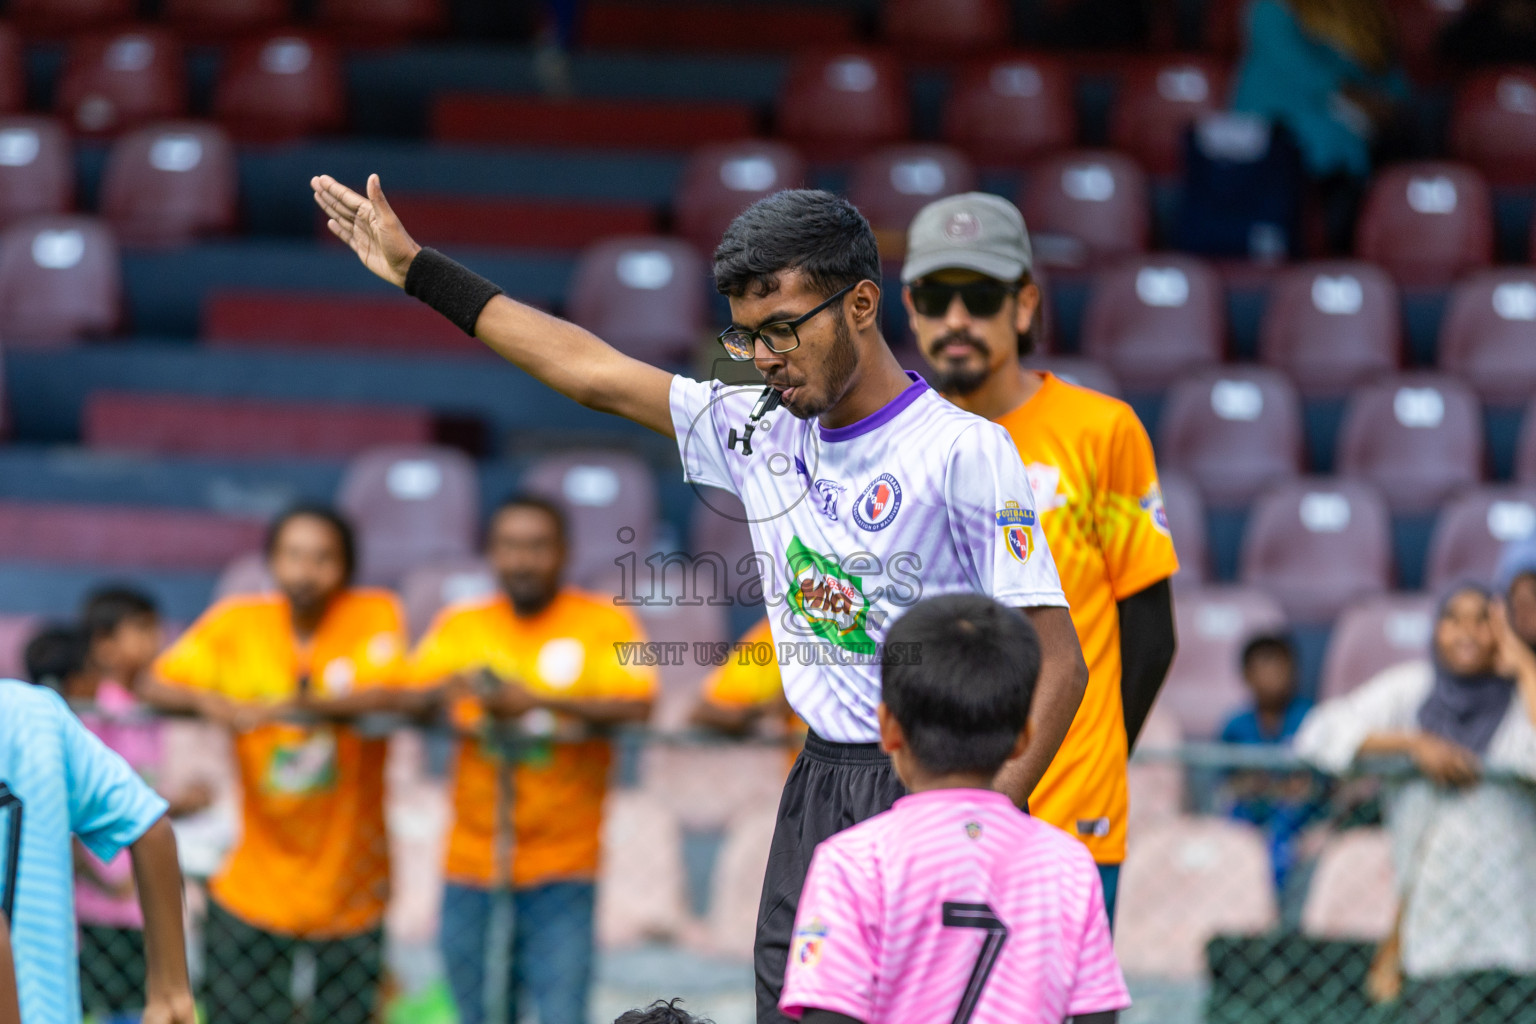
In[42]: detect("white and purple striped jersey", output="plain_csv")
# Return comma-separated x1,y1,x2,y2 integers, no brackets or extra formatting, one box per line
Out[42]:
669,371,1067,743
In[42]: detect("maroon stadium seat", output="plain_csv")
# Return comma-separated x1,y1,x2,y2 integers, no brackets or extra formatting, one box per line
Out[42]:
567,237,707,365
1336,372,1483,513
0,614,38,679
1159,470,1207,587
337,445,480,587
580,3,858,52
674,141,808,254
1438,269,1536,406
214,33,346,143
1450,67,1536,185
1162,585,1286,738
1355,162,1493,287
317,0,446,44
883,0,1010,57
57,28,186,138
943,54,1075,166
0,501,263,569
162,0,287,41
0,216,120,346
0,118,73,230
848,144,977,252
1257,261,1400,397
100,122,236,245
379,194,656,250
1240,477,1392,623
633,600,728,726
1109,57,1229,177
202,290,488,357
1318,593,1434,701
1020,150,1150,270
399,557,494,641
431,94,758,150
0,25,24,116
11,0,133,36
776,50,909,162
1425,487,1536,592
1023,356,1119,396
1158,365,1303,508
213,551,272,600
524,450,659,591
1079,254,1224,390
688,486,759,611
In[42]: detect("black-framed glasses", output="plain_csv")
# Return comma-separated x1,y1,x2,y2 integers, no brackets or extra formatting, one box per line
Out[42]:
717,282,856,361
909,279,1018,319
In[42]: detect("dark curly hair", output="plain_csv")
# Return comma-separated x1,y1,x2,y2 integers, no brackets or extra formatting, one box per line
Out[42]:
712,189,880,301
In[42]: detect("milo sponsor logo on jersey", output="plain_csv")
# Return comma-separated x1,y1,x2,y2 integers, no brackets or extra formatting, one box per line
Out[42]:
785,536,877,654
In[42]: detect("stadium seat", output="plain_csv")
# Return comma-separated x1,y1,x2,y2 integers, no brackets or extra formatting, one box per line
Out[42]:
1335,372,1483,513
1079,254,1224,391
776,50,909,161
11,0,133,36
848,144,977,253
523,449,660,592
336,445,479,588
1127,704,1184,833
1300,828,1397,941
580,2,858,52
57,29,186,138
943,55,1075,166
567,237,707,365
633,602,729,728
1257,261,1400,397
1355,162,1494,287
202,290,488,358
1425,487,1536,592
1020,150,1150,270
0,26,24,115
883,0,1010,57
1116,816,1278,979
1240,478,1393,623
161,0,287,40
214,33,346,143
1162,585,1286,739
597,790,689,948
0,501,263,569
1159,471,1207,587
383,759,449,948
704,805,780,958
1450,67,1536,185
1318,592,1434,701
1438,269,1536,406
1109,57,1229,177
674,141,808,254
643,744,786,832
1023,356,1119,396
0,216,121,346
431,94,758,150
0,613,37,679
1158,365,1304,508
0,118,73,230
378,194,656,251
213,551,272,600
316,0,446,45
688,487,762,622
398,557,494,641
100,122,237,245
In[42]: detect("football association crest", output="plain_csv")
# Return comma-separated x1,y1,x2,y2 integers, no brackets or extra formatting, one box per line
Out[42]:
995,501,1036,564
853,473,902,531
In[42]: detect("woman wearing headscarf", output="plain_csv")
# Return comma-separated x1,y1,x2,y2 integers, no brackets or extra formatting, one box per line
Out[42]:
1294,583,1536,1019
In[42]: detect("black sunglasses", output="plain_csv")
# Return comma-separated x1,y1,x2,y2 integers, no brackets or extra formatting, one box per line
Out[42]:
717,283,857,361
909,280,1018,319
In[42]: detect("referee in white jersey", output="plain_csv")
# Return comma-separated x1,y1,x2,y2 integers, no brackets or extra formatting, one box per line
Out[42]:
311,177,1089,1024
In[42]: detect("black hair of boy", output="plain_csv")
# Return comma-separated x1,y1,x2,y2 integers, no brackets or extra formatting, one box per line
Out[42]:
881,593,1042,776
612,999,715,1024
81,585,159,641
1240,633,1295,672
23,624,91,694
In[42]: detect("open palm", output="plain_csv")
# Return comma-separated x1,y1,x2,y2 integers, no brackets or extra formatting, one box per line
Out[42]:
310,173,420,288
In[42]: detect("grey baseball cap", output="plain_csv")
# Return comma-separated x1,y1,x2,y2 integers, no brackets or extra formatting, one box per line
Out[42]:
900,192,1033,284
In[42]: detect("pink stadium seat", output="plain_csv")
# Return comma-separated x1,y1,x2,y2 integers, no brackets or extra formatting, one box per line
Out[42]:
0,215,120,346
11,0,133,36
1336,372,1483,513
1158,365,1303,508
688,487,761,612
1116,816,1278,979
1425,487,1536,592
597,790,689,948
337,445,479,588
580,2,858,52
57,29,186,138
703,805,780,959
633,602,728,729
848,144,977,252
0,26,23,115
381,194,655,250
162,0,287,41
567,237,707,365
883,0,1010,56
1159,471,1207,587
1318,592,1434,701
1127,704,1184,833
431,95,757,150
1240,478,1393,623
317,0,446,44
943,55,1075,165
1300,828,1397,941
0,501,263,569
213,550,272,600
1450,67,1536,185
642,744,786,832
1162,585,1286,739
100,121,236,245
214,33,346,143
523,449,660,592
1438,269,1536,406
0,118,73,230
776,50,909,161
1355,162,1493,288
202,290,487,357
674,141,808,254
1024,356,1119,396
1020,150,1150,270
1079,254,1224,390
399,557,495,641
1110,57,1229,177
0,614,38,680
1258,261,1400,397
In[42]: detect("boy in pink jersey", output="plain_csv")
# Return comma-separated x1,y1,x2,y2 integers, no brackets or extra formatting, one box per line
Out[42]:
781,594,1129,1024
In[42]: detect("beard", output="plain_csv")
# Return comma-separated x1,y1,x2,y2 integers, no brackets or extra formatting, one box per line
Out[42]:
928,331,992,396
503,573,557,617
780,313,859,420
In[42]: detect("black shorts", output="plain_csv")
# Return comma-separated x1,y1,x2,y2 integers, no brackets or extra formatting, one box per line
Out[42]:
754,731,905,1024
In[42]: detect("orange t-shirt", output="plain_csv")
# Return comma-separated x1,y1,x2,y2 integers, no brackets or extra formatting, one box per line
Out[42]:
408,590,657,889
700,617,805,769
995,373,1180,864
153,589,407,938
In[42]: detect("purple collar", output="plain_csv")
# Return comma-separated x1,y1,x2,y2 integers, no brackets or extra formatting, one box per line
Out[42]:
819,371,930,443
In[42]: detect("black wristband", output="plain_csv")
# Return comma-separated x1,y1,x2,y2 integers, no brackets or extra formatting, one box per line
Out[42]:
403,247,504,336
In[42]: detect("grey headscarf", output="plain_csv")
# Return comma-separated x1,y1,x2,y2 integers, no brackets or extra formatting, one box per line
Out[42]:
1418,582,1514,756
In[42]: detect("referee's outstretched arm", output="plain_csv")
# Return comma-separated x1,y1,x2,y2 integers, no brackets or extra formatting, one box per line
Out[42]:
312,173,678,438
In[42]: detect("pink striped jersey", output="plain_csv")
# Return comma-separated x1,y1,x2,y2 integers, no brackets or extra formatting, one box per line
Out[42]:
780,789,1130,1024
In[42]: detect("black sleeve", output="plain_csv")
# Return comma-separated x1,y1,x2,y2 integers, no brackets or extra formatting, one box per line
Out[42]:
801,1011,864,1024
1068,1012,1119,1024
1117,577,1177,751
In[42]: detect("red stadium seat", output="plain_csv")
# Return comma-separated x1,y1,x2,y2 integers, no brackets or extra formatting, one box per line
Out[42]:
337,445,480,588
674,141,808,254
214,33,346,143
848,144,977,253
0,501,263,569
1355,161,1494,287
1079,254,1224,391
0,118,73,230
524,449,659,591
57,28,186,138
567,237,707,365
0,613,38,680
1300,829,1397,941
398,557,494,641
316,0,445,44
202,290,488,357
776,50,909,162
1240,478,1393,623
1109,57,1229,177
100,122,236,245
581,3,858,52
1425,487,1536,593
1158,365,1303,508
1161,585,1286,739
1257,261,1400,397
431,94,758,150
1450,67,1536,185
11,0,133,36
0,25,24,116
943,54,1075,166
883,0,1010,57
0,216,120,346
1438,269,1536,406
162,0,286,41
1159,470,1207,587
1020,150,1150,270
379,195,656,250
1336,372,1483,513
1318,593,1434,701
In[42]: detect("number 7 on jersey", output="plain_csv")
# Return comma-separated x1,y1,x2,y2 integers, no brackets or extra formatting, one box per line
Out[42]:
942,901,1008,1024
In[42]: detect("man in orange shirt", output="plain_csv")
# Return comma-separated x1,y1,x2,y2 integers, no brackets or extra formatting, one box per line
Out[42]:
410,495,657,1024
902,194,1180,920
143,505,449,1024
